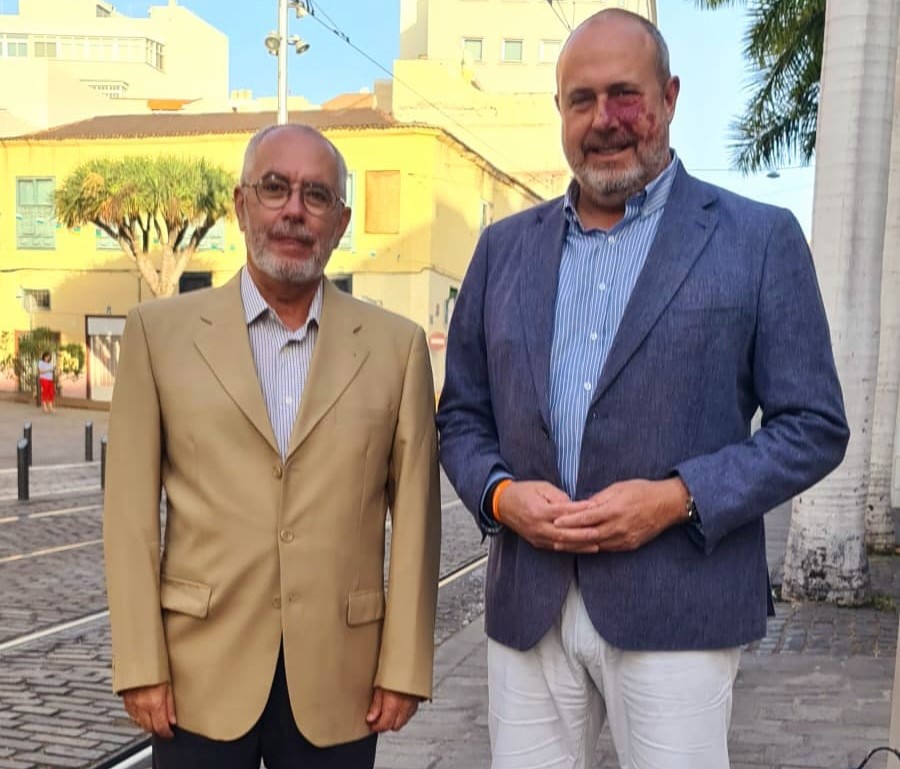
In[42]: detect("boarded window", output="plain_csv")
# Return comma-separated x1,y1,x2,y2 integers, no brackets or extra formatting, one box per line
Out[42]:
365,171,400,235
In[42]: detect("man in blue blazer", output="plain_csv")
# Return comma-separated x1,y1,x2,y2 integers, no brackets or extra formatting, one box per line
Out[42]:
437,9,848,769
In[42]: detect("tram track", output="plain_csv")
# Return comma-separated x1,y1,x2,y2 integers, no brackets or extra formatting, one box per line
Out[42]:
0,487,487,769
88,552,490,769
0,548,488,655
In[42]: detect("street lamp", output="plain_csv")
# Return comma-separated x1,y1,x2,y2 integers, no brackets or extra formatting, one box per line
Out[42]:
267,0,312,125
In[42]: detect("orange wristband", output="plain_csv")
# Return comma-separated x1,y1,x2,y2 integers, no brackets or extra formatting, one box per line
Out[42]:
492,479,512,522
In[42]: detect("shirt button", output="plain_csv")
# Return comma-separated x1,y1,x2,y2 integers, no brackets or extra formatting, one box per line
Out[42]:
598,282,607,292
584,382,592,391
272,597,281,609
608,235,616,244
280,529,294,543
284,396,293,405
590,331,599,342
273,464,283,479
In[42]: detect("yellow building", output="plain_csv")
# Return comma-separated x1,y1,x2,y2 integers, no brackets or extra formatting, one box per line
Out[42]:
0,109,541,401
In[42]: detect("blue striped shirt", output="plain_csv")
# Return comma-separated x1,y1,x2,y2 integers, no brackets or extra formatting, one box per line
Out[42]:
550,155,678,496
240,268,322,459
480,156,679,529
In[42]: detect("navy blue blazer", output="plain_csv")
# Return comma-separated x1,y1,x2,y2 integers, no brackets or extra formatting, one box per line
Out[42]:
437,163,849,651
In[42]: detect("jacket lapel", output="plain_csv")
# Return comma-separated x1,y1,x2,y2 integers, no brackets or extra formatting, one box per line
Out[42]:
519,200,567,428
193,274,279,455
593,166,719,403
286,280,368,458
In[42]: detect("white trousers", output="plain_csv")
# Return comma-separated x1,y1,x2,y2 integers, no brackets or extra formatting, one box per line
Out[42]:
487,582,740,769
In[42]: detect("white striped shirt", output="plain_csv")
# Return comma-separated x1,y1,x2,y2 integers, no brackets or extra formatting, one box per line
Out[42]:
240,268,323,459
550,155,678,496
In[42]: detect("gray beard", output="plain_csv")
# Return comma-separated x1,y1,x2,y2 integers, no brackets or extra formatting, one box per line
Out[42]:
248,244,327,285
569,142,671,202
573,161,648,199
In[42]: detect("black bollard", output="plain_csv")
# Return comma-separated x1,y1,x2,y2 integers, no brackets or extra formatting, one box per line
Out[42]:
17,438,29,501
22,422,32,467
100,436,108,490
85,421,94,462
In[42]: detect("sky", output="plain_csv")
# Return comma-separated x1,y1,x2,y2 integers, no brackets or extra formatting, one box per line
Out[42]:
107,0,817,234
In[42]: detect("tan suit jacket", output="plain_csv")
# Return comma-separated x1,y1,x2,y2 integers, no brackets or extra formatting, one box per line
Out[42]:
103,274,441,746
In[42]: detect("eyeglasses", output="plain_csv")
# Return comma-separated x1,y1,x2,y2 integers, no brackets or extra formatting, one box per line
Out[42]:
243,174,344,215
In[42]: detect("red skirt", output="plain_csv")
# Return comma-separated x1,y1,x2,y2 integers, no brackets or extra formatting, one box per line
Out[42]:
40,378,55,403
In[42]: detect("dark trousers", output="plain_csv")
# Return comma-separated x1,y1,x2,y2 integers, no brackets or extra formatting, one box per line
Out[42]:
152,648,377,769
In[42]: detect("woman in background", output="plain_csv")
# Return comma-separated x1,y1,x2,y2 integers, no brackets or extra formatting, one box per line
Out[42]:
38,351,55,414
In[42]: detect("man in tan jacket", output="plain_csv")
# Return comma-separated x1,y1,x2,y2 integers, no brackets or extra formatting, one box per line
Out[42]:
103,124,441,768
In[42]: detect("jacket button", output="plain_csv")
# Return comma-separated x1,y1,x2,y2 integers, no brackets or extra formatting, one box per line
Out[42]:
272,597,281,609
279,529,294,543
273,464,283,479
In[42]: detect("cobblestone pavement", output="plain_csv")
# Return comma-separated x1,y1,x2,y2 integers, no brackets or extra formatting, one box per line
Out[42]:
0,397,896,769
0,459,488,768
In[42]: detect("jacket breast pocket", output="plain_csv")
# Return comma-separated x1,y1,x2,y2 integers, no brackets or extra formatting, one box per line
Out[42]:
346,588,385,627
660,305,749,348
667,306,746,330
160,575,211,619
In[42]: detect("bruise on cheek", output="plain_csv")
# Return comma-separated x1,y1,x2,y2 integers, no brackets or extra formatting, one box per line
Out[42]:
606,98,650,130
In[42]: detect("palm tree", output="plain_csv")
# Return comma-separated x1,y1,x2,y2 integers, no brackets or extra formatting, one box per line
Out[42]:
691,0,825,174
56,156,234,298
781,0,900,604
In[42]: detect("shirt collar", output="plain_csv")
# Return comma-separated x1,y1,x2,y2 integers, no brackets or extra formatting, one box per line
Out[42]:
240,267,324,331
564,150,679,229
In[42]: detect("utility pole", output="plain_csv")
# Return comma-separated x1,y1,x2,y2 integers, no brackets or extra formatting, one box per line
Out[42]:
277,0,289,125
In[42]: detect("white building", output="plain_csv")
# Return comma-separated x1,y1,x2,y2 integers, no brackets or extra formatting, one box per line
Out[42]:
0,0,228,135
391,0,658,196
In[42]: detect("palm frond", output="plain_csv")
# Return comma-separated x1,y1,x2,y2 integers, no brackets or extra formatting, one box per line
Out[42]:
689,0,824,172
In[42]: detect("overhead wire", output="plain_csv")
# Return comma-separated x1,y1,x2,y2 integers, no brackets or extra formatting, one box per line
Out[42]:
545,0,572,32
306,0,553,191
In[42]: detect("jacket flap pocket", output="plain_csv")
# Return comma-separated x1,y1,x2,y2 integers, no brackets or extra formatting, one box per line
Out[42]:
347,588,385,626
160,575,211,619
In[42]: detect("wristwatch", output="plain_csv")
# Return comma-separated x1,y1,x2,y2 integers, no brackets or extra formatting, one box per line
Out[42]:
685,495,701,525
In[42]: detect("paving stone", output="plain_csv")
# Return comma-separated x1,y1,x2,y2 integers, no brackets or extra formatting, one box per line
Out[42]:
0,419,897,769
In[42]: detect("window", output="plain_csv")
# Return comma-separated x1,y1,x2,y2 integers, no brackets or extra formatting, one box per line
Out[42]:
338,172,355,251
540,39,561,63
501,39,524,63
95,226,120,251
197,219,226,252
1,34,28,57
480,200,494,232
445,287,458,326
331,275,353,294
85,80,129,99
146,38,164,70
462,37,483,62
23,289,51,310
16,178,56,250
179,272,212,294
34,40,57,58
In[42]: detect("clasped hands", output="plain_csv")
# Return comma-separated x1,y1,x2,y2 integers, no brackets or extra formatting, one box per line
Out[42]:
122,683,419,738
495,477,689,553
